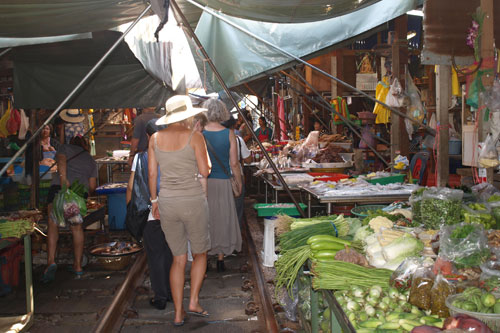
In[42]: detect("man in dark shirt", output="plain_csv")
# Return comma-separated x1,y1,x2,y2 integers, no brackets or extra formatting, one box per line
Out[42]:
128,107,160,166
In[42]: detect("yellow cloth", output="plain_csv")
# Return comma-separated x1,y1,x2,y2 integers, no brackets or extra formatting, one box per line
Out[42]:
373,76,391,124
452,67,460,97
0,101,12,138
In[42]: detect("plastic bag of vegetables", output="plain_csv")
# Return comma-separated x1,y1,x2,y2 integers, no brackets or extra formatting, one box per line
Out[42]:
409,264,435,310
430,273,454,318
439,223,490,269
50,185,87,227
419,187,463,229
462,203,496,229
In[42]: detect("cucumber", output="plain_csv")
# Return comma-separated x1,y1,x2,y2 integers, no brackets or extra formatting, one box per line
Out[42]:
359,319,383,328
378,322,400,329
421,316,441,324
307,234,351,245
310,241,345,251
312,250,338,260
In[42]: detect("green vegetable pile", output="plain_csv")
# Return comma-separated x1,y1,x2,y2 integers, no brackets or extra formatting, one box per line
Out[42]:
462,203,496,229
278,215,350,251
0,219,34,238
334,285,444,332
419,197,462,228
311,260,392,290
451,287,500,314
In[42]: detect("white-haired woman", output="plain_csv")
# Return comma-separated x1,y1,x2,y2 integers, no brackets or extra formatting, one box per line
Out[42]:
149,95,211,326
202,98,242,272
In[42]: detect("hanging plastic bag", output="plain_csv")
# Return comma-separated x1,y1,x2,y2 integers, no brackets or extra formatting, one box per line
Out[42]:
6,108,20,135
18,109,29,140
125,153,150,242
385,78,405,107
478,133,499,168
481,79,500,113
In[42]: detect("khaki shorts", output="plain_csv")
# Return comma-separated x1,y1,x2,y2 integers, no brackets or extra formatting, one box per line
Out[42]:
158,195,210,256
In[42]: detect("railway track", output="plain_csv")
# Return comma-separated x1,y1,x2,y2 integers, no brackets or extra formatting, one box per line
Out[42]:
90,216,278,332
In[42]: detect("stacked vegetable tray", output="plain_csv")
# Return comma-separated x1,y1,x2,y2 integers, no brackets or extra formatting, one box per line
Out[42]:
273,185,500,332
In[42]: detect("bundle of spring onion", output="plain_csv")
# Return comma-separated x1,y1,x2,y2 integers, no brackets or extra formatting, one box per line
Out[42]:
275,245,311,295
311,260,392,291
278,215,350,251
275,214,339,235
0,219,35,239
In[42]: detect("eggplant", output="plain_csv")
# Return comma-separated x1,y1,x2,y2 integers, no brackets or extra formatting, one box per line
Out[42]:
443,314,493,333
410,325,442,333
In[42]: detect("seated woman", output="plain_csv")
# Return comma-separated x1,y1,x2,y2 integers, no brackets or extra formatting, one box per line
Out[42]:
40,124,59,171
254,116,273,142
42,135,97,282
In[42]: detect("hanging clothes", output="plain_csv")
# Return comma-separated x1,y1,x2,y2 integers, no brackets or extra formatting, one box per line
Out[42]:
277,96,287,140
373,76,391,124
331,96,349,123
0,100,12,138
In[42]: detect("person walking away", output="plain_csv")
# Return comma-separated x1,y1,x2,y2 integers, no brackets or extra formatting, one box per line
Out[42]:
255,116,273,142
42,135,97,282
148,95,211,326
129,107,160,166
202,98,243,272
126,119,173,310
222,117,251,226
59,109,85,144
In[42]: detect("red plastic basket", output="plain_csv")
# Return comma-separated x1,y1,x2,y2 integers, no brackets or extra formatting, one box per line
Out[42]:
307,172,349,182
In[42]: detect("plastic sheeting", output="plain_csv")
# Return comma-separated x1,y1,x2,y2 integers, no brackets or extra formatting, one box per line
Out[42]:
117,12,203,92
0,0,151,38
193,0,417,92
13,31,172,109
191,0,380,23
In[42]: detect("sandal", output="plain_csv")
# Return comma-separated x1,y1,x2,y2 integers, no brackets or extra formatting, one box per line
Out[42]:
41,263,57,283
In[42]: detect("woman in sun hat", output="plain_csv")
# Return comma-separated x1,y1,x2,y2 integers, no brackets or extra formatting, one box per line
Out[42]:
148,95,211,326
59,109,85,144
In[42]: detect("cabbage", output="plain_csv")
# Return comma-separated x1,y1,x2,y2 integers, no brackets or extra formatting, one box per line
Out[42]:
353,225,374,243
382,234,423,262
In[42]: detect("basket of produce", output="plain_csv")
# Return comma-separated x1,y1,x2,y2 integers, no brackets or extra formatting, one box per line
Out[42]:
351,205,388,218
446,288,500,331
254,203,307,217
89,241,143,270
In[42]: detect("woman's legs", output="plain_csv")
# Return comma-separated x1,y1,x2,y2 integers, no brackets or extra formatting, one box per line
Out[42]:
46,204,58,269
189,252,207,313
171,254,187,323
69,224,84,272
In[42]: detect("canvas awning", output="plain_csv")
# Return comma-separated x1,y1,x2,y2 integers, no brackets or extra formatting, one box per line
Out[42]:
13,31,172,109
191,0,418,92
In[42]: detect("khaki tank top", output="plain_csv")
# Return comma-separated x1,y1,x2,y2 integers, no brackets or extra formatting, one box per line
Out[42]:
154,131,204,198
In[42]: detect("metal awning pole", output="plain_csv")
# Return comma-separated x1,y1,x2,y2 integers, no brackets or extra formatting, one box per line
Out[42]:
171,0,306,220
282,73,391,146
0,5,152,178
290,67,390,167
184,0,435,136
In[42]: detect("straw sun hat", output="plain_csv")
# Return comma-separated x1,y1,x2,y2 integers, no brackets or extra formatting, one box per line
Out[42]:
156,95,207,126
60,109,85,123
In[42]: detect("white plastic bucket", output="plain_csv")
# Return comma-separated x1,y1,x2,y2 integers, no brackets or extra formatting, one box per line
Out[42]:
261,217,278,267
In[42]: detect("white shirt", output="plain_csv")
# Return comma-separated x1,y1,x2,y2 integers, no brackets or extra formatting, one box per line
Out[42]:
236,136,251,173
131,154,155,222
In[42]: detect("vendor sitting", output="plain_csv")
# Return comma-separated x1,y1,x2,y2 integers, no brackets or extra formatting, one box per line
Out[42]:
254,117,273,142
313,120,328,136
42,135,97,283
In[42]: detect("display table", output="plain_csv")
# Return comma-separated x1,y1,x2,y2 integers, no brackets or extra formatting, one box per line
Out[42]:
300,184,415,217
257,174,308,203
0,235,33,332
95,157,128,185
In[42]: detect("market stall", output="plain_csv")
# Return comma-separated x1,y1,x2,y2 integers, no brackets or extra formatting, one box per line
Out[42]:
265,182,500,333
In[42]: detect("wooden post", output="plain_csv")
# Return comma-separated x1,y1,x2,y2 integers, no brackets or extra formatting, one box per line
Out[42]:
390,15,409,166
30,110,40,209
479,0,495,183
436,66,451,187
